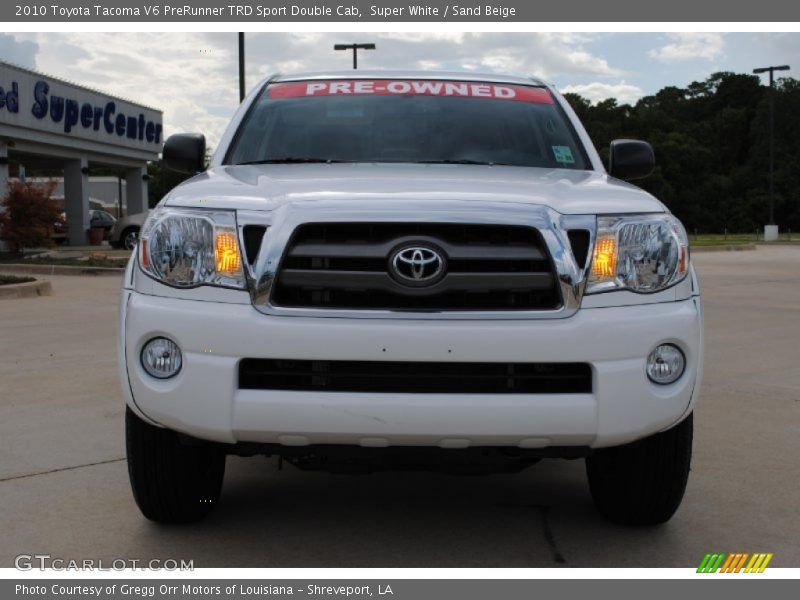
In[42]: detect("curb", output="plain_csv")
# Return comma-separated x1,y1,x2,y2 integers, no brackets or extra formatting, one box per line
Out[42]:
691,244,756,253
0,263,125,276
0,278,53,300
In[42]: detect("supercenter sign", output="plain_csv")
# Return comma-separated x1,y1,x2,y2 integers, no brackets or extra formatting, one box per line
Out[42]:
0,62,162,151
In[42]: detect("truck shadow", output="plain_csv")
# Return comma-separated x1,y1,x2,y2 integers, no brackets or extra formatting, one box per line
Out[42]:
128,455,678,567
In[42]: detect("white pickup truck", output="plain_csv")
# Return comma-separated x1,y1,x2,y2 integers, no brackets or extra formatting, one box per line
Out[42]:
119,71,702,526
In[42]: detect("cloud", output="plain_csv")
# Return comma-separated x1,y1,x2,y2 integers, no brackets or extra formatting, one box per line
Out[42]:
649,33,725,62
560,81,644,105
243,32,625,83
7,32,627,148
0,33,39,69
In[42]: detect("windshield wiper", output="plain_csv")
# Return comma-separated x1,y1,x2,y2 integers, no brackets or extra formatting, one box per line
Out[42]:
236,157,350,165
416,159,509,166
237,158,513,166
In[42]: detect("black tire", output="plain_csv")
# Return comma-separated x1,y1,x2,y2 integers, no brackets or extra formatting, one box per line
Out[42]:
126,407,226,523
121,227,140,251
586,413,693,526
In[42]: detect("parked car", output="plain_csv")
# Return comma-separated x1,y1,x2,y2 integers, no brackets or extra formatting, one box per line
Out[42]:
110,210,149,250
51,213,67,244
120,71,702,526
51,209,116,244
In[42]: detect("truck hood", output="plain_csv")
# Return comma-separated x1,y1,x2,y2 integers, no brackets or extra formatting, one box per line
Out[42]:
164,163,666,215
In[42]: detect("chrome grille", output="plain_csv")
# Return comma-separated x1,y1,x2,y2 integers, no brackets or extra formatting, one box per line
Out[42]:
270,222,561,311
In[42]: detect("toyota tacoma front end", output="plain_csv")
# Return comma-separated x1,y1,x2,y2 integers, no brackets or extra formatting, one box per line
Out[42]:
119,71,702,525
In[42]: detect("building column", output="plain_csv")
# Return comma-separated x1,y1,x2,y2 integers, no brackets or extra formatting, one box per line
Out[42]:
0,141,8,194
125,166,148,216
64,158,90,246
0,142,8,251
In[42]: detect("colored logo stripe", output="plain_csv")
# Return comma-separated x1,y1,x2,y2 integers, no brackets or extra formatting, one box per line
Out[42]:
697,553,726,573
745,553,773,573
696,553,711,572
697,552,773,573
720,553,750,573
719,553,736,572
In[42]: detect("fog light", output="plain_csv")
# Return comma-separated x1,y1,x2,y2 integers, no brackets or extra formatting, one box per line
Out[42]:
646,344,685,385
141,337,182,379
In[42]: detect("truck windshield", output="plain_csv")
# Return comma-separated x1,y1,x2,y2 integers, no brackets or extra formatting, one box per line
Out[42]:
225,79,590,170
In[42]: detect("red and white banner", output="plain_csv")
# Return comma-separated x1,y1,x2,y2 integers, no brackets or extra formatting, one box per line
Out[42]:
267,80,553,104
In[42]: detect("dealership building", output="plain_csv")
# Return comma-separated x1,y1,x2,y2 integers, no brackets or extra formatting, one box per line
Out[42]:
0,60,163,245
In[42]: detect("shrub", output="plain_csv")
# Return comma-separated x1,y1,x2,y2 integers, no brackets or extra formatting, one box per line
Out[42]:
0,180,60,254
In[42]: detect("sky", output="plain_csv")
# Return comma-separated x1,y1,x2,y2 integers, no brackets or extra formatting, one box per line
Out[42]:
1,32,797,148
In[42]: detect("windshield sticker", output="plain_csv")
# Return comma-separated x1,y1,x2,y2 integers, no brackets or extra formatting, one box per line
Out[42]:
268,80,554,104
552,145,575,164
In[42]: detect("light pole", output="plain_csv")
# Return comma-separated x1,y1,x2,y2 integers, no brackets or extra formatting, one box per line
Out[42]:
334,43,376,69
753,64,790,241
238,32,246,102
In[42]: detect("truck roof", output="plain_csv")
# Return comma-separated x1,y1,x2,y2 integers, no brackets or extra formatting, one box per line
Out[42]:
271,70,549,87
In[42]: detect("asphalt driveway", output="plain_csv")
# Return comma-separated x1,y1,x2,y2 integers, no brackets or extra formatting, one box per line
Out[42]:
1,246,798,568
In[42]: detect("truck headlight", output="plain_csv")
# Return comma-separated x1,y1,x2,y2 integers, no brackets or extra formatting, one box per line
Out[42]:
587,214,689,294
138,208,245,289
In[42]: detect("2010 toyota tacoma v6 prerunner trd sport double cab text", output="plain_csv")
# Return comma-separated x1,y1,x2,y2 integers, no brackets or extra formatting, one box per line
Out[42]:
119,71,702,526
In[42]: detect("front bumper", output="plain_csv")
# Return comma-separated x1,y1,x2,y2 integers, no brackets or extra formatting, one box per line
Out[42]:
120,288,702,450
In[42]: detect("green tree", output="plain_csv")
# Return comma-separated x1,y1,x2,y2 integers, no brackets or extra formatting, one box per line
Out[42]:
564,71,799,233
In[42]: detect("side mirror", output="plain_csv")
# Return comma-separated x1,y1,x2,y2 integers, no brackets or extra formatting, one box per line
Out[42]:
162,133,206,174
608,139,654,180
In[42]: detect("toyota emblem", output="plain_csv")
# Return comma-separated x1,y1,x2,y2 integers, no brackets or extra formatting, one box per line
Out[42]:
390,245,446,286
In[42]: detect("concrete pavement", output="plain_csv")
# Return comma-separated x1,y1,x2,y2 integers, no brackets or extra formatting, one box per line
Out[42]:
1,246,798,567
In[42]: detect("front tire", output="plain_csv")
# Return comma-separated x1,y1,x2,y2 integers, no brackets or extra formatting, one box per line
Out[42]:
121,227,140,251
586,413,693,526
126,407,226,523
